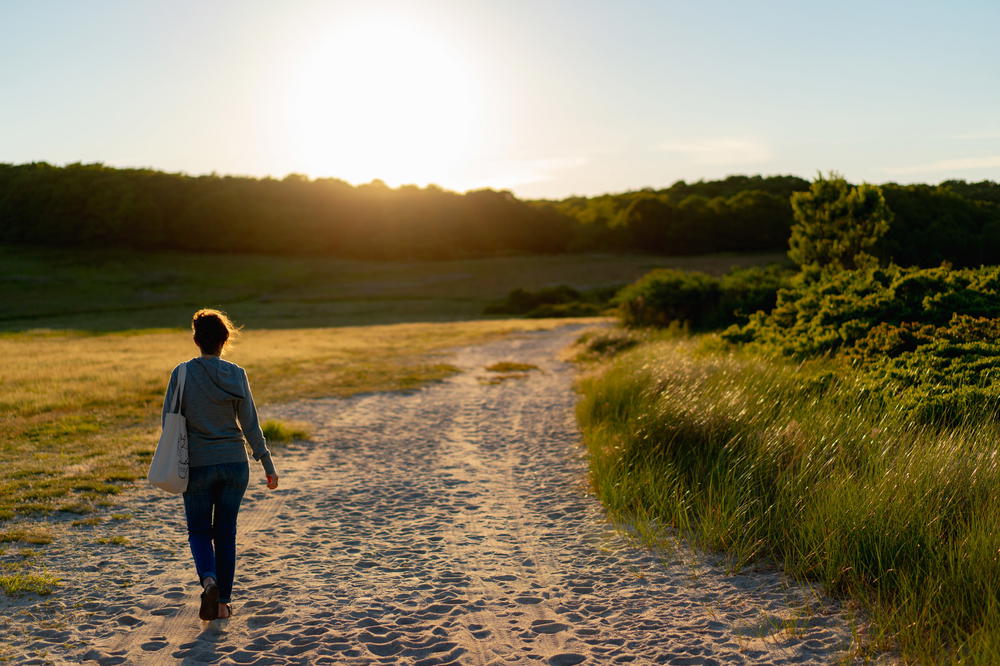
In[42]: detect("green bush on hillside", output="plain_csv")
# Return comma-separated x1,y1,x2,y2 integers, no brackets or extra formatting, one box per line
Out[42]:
615,264,791,329
724,264,1000,357
483,284,618,318
849,315,1000,423
723,264,1000,423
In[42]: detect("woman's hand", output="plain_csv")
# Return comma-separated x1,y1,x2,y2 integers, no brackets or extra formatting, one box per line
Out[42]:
266,473,279,490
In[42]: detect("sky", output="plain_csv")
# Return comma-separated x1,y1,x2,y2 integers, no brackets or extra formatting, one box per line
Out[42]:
2,0,999,199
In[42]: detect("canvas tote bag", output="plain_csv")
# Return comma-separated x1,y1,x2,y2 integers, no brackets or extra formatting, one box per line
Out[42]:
148,362,190,493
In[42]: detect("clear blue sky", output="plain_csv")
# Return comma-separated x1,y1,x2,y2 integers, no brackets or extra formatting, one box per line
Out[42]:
2,0,998,198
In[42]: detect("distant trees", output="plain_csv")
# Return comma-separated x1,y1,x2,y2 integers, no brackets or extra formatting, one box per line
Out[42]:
0,163,573,259
1,163,999,265
552,175,808,255
878,183,999,267
788,173,892,271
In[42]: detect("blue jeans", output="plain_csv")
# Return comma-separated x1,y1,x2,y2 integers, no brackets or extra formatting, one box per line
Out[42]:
182,461,249,603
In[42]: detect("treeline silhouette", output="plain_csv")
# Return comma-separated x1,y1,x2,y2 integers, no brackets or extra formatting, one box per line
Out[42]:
0,163,572,258
552,175,807,254
2,163,999,265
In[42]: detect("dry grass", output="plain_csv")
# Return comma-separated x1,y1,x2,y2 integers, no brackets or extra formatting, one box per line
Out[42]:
0,527,54,545
95,536,129,546
485,362,540,373
0,318,593,522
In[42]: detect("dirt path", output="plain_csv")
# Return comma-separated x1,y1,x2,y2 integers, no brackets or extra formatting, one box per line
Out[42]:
2,325,874,664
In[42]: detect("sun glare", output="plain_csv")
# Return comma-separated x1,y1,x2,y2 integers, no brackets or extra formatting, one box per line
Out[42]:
284,17,485,188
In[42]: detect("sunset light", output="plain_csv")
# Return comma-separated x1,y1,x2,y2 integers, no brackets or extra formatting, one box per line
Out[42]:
4,2,1000,663
282,16,485,187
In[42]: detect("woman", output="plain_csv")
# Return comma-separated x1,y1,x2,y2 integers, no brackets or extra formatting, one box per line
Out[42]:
161,309,279,621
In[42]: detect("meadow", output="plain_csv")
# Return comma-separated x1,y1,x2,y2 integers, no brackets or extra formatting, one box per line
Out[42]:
0,244,781,331
0,246,777,596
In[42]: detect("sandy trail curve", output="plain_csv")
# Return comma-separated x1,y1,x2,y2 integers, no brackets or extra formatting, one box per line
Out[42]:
2,325,876,664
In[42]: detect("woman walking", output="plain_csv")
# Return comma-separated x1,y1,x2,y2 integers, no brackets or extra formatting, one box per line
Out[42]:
161,309,279,621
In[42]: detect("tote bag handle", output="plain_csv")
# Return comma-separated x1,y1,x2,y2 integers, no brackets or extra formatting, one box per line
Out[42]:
170,362,187,414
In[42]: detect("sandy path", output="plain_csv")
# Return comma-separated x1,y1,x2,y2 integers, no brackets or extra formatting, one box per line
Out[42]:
1,325,876,664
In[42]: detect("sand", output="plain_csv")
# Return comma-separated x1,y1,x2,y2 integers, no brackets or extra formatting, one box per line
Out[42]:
0,324,888,664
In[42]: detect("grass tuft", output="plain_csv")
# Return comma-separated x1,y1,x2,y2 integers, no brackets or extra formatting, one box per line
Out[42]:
261,419,311,443
0,527,54,545
0,571,59,596
486,362,540,373
95,536,129,546
71,516,102,526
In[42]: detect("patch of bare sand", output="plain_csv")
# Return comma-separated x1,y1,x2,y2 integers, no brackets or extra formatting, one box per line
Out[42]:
1,325,891,664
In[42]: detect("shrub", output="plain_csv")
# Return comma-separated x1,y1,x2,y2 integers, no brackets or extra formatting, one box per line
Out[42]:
719,264,790,320
484,284,620,318
615,264,792,329
725,264,1000,357
724,264,1000,424
615,269,721,328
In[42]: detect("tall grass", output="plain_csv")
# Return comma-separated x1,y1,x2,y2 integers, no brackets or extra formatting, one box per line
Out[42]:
577,335,1000,662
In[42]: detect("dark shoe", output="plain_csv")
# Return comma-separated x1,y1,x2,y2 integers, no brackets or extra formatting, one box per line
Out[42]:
199,581,220,620
218,602,232,619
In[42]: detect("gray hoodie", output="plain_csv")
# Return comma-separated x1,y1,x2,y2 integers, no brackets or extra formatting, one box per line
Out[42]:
161,357,276,477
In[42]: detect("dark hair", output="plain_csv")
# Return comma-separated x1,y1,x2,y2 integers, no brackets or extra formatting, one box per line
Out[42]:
191,309,239,355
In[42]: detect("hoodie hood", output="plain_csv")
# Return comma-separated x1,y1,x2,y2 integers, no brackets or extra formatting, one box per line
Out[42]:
187,357,247,404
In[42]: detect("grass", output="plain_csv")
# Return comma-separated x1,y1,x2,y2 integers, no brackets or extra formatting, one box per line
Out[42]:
0,527,54,545
261,419,311,443
0,571,59,597
486,362,540,373
576,330,1000,662
0,318,588,522
95,536,129,546
70,517,102,527
0,244,782,331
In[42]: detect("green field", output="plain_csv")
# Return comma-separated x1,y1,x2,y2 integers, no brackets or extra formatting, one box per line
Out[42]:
0,247,778,539
0,246,780,601
0,245,783,331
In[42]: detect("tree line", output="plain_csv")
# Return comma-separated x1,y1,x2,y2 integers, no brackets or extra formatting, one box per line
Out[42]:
0,163,572,259
1,162,999,265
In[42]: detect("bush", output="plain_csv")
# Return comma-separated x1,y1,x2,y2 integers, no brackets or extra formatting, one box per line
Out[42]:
848,315,1000,423
615,264,792,329
484,284,620,318
725,264,1000,358
719,264,790,320
724,264,1000,424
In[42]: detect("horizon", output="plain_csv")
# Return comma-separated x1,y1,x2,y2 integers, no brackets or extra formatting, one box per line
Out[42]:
3,0,999,199
7,160,998,201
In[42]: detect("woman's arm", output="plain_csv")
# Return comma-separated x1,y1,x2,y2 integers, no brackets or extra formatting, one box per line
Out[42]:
237,368,278,483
